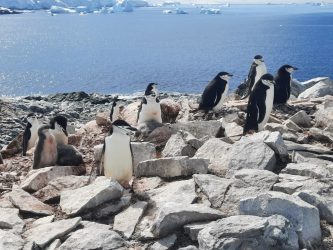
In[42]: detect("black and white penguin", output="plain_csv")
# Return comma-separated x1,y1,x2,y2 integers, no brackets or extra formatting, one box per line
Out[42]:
198,72,233,112
273,65,298,104
137,83,162,125
49,115,68,145
243,74,275,134
110,96,123,122
22,113,42,156
239,55,267,99
33,125,58,169
100,120,137,188
0,152,3,165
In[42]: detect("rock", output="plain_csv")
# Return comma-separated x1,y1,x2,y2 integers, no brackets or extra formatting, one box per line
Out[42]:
93,144,104,162
181,130,203,150
68,134,83,146
133,177,163,194
122,101,141,126
309,128,333,143
46,239,61,250
131,142,156,168
60,177,123,216
295,190,333,224
220,169,278,216
284,140,333,154
21,165,85,192
135,156,208,178
24,217,81,248
239,191,321,248
264,123,289,134
146,124,177,145
160,98,181,123
298,78,333,99
162,132,196,157
0,207,24,233
151,202,223,237
281,162,331,179
178,246,198,250
148,234,177,250
32,215,55,227
170,121,223,139
0,152,3,164
289,110,312,128
56,145,84,166
184,221,211,241
58,221,125,250
34,176,89,203
82,120,103,135
198,215,299,250
96,112,110,126
222,121,243,138
176,96,193,122
283,119,302,132
113,201,148,239
315,107,333,130
193,174,232,208
0,230,25,250
8,188,53,215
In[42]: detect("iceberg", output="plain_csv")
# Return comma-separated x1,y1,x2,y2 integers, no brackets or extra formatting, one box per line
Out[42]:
49,5,76,14
0,6,22,14
162,1,180,6
175,8,187,14
111,0,133,12
200,8,221,14
162,9,172,14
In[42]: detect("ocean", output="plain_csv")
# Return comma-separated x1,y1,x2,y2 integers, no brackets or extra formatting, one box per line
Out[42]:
0,4,333,96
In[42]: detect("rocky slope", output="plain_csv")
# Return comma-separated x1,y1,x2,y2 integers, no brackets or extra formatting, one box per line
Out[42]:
0,77,333,250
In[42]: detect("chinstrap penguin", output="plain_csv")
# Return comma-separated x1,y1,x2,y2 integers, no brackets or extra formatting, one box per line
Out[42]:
137,83,162,125
33,125,58,169
49,115,68,145
198,72,233,112
274,65,298,105
22,113,42,156
110,96,124,122
100,119,137,188
243,73,275,134
239,55,267,99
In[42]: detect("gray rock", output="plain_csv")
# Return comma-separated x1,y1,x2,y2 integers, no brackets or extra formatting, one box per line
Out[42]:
309,127,333,143
222,121,243,138
298,78,333,99
284,140,333,155
283,119,302,132
281,162,331,179
148,234,177,250
32,215,55,227
295,190,333,224
178,246,198,250
239,191,321,248
60,177,123,216
34,176,90,203
193,174,232,208
315,107,333,130
0,207,24,233
162,132,196,158
0,230,25,250
58,221,125,250
151,202,223,237
198,215,299,250
131,142,156,168
46,239,61,250
24,217,81,248
93,144,104,162
133,177,163,194
56,145,84,166
181,130,203,150
184,221,211,241
289,110,312,128
264,123,289,134
113,201,148,239
8,188,53,215
220,169,278,216
20,165,85,192
135,156,208,178
170,120,223,139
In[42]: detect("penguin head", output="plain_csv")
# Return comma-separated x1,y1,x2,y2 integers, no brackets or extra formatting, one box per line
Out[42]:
279,65,298,74
50,115,67,131
261,73,275,87
254,55,264,65
26,113,41,124
112,119,137,136
145,83,158,97
217,72,233,81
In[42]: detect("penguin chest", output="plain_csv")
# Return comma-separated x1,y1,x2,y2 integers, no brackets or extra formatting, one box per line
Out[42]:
103,134,133,182
28,125,39,149
259,87,274,131
138,102,162,124
213,83,229,112
41,134,58,166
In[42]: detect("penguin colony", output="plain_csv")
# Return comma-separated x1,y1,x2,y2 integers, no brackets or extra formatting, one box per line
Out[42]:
4,56,297,190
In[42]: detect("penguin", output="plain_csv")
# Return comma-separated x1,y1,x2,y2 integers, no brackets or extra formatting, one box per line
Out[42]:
100,120,137,188
243,74,275,134
239,55,267,99
110,96,123,122
22,113,42,156
33,125,58,169
0,152,3,165
273,65,298,105
198,72,233,112
49,115,68,145
137,83,162,125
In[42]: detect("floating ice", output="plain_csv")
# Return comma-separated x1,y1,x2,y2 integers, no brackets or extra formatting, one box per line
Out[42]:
200,8,221,14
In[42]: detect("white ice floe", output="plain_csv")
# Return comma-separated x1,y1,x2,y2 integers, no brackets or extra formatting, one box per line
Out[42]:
162,9,172,14
200,8,221,14
49,5,76,14
175,8,187,14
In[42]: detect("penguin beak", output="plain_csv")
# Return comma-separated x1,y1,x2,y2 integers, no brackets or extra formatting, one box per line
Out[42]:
228,73,233,77
293,67,299,70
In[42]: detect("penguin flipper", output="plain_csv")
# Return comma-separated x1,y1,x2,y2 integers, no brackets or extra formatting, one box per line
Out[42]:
136,97,146,123
257,97,266,124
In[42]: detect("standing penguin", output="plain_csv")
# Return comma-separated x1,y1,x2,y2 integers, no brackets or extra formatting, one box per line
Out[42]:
274,65,298,104
33,125,58,169
239,55,267,99
110,96,124,122
243,74,275,134
137,83,162,125
100,120,137,188
198,72,233,112
22,113,42,156
49,115,68,145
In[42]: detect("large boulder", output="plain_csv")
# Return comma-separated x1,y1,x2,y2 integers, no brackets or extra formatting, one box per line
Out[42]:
162,132,197,158
160,98,181,123
131,142,156,168
122,101,141,126
0,207,24,233
60,177,123,216
298,78,333,99
239,191,321,248
315,107,333,131
198,215,299,250
281,162,331,179
0,230,25,250
170,121,223,139
148,234,177,250
289,110,312,128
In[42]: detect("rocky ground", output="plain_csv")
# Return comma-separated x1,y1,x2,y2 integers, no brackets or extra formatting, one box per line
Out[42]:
0,76,333,250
